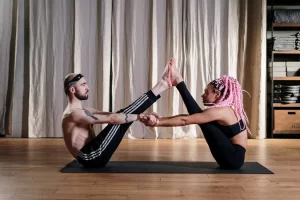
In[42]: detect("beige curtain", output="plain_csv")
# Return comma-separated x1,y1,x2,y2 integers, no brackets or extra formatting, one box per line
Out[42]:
1,0,266,139
238,0,267,139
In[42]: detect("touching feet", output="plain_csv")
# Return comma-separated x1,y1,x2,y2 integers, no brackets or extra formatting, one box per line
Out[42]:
161,58,183,88
151,57,183,96
145,58,184,125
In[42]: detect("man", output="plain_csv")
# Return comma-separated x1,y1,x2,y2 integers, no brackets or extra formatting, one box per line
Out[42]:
61,60,175,167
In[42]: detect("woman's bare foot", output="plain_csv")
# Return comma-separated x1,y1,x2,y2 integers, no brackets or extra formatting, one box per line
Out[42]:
160,59,173,88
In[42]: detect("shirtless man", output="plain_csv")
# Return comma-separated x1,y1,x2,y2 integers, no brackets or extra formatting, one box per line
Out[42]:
61,60,175,167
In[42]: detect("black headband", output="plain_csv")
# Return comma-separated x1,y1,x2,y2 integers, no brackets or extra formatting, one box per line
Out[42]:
65,74,84,95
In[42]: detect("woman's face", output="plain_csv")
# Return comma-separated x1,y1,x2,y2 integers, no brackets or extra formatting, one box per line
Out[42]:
201,84,221,106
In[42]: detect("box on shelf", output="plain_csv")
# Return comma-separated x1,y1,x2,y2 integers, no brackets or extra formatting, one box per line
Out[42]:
274,110,300,131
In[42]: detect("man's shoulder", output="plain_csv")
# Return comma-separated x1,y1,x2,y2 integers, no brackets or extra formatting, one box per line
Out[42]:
63,108,91,124
84,107,97,113
64,108,86,116
62,112,71,125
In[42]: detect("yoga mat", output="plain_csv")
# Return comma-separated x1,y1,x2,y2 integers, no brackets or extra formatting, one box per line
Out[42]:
60,160,273,174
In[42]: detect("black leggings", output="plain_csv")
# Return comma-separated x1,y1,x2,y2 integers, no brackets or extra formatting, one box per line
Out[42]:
77,90,160,167
176,82,246,169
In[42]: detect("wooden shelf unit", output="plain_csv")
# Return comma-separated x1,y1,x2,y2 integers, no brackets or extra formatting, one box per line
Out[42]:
273,77,300,81
273,103,300,107
272,50,300,54
267,0,300,6
273,130,300,134
267,3,300,137
272,23,300,27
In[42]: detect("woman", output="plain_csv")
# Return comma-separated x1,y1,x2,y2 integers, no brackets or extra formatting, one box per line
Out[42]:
141,59,250,170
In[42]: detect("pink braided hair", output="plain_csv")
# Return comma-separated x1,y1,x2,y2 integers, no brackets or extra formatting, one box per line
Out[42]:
207,75,251,134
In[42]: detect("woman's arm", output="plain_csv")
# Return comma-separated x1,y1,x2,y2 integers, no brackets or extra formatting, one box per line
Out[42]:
155,108,224,127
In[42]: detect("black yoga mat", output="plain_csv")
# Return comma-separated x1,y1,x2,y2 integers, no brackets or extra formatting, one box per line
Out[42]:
60,160,273,174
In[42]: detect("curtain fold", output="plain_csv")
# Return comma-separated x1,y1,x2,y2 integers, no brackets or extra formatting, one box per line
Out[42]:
28,0,74,137
0,0,13,136
1,0,266,139
11,0,29,137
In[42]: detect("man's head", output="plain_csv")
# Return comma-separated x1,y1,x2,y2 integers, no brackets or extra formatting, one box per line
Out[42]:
63,73,89,100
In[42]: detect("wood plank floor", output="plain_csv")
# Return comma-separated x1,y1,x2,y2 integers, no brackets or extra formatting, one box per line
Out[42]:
0,138,300,200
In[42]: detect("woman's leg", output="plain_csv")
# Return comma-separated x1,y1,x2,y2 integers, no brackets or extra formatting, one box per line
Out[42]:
176,81,245,169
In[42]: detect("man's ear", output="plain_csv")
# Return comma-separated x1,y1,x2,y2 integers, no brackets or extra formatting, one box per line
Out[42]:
69,87,75,94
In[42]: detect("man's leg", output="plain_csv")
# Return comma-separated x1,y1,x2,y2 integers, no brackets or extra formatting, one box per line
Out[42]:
77,90,160,167
77,64,172,167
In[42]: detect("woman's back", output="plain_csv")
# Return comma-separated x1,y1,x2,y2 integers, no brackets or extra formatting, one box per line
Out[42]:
214,106,248,148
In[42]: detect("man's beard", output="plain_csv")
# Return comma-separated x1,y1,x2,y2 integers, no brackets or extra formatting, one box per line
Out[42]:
75,91,88,100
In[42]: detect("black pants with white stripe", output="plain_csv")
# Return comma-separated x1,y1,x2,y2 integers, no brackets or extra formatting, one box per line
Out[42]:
77,90,160,167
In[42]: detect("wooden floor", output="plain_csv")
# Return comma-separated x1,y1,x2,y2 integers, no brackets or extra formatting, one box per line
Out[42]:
0,138,300,200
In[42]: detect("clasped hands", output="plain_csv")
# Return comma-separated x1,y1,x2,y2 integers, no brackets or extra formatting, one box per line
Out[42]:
138,113,162,127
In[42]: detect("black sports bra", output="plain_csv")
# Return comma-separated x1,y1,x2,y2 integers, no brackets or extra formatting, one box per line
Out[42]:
214,119,246,138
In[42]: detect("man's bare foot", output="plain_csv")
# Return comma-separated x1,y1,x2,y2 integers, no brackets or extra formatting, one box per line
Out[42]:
169,58,183,86
161,58,183,88
151,58,184,96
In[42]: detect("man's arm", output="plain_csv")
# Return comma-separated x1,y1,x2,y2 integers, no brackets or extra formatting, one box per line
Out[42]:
84,107,113,115
69,110,141,125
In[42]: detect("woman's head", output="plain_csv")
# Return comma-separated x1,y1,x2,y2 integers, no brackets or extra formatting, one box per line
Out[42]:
202,75,242,106
202,75,250,132
201,83,222,105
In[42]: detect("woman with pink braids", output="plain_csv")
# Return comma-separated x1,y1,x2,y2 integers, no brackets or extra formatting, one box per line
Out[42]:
141,59,250,170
